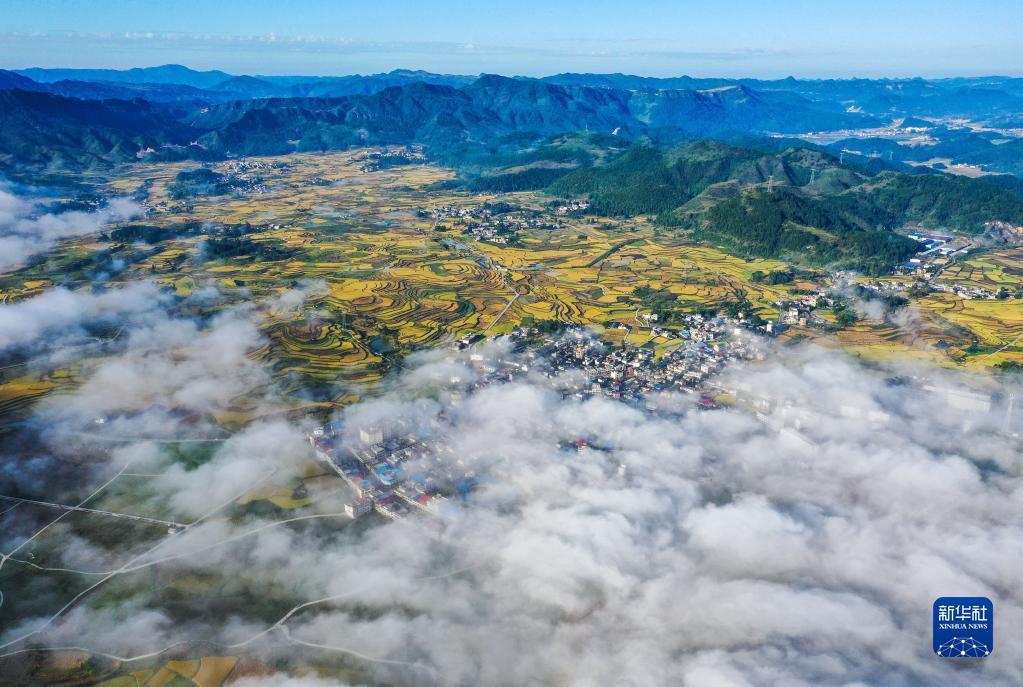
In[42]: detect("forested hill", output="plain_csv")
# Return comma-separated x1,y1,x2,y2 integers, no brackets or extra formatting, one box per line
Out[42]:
0,89,203,171
4,67,1023,178
539,141,1023,273
0,74,876,173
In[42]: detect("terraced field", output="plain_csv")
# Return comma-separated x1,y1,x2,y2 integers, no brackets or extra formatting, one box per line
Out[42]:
907,248,1023,367
936,248,1023,291
7,148,1023,425
918,293,1023,366
0,367,85,429
834,319,963,364
102,151,822,394
94,656,241,687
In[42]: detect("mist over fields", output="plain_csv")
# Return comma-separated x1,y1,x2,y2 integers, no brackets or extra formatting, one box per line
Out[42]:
0,283,1020,687
0,184,143,271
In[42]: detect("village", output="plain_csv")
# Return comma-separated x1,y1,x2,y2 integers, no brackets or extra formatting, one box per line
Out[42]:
426,203,574,243
887,223,1023,300
307,309,770,523
533,318,763,401
355,146,427,172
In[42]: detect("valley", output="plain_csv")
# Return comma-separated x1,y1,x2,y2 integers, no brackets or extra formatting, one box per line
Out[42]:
3,148,1022,433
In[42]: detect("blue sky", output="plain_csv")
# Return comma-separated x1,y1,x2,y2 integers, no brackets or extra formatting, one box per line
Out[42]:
1,0,1021,78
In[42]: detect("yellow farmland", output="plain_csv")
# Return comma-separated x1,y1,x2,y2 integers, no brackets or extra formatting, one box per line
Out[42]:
936,247,1023,291
6,147,1023,425
0,149,860,419
93,655,240,687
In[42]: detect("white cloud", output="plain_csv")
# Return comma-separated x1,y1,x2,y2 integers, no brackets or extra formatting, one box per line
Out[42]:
0,186,143,272
3,318,1022,686
0,282,165,351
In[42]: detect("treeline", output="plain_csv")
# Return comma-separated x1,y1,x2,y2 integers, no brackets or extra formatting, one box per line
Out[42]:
203,236,295,261
549,146,698,216
845,173,1023,234
169,168,243,200
107,222,200,244
750,267,820,285
370,154,421,169
466,167,571,192
105,221,262,245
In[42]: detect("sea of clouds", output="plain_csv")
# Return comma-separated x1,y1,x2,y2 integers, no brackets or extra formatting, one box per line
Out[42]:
0,282,1020,687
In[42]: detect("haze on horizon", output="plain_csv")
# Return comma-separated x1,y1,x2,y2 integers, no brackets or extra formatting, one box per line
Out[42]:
1,0,1021,79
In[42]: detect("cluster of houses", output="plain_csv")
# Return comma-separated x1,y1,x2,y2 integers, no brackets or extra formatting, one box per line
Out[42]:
355,147,425,172
551,200,590,215
770,293,824,327
427,204,566,244
218,159,290,195
529,319,762,400
222,159,289,174
309,421,464,522
931,282,1007,300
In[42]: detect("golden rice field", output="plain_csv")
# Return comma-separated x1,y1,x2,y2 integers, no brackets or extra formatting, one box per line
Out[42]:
917,293,1023,367
103,151,821,395
891,248,1023,367
0,367,85,426
833,320,964,365
5,148,1023,424
93,655,242,687
0,375,58,420
935,247,1023,291
0,651,250,687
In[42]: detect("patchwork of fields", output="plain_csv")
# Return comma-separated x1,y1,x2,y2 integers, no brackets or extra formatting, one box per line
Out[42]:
0,151,818,417
915,248,1023,366
5,650,278,687
3,149,1023,428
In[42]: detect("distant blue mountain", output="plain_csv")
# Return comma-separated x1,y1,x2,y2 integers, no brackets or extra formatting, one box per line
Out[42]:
2,66,1022,183
541,73,1023,118
15,64,233,88
11,65,1022,119
13,65,477,100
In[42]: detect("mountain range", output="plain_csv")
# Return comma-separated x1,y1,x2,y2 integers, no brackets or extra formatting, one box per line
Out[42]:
0,68,883,172
1,63,1022,185
10,64,1023,117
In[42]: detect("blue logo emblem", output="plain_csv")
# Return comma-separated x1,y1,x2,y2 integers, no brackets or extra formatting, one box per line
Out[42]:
933,597,993,658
